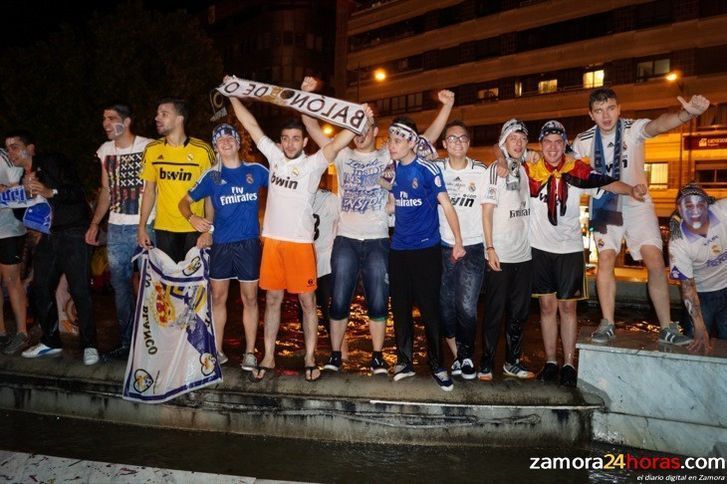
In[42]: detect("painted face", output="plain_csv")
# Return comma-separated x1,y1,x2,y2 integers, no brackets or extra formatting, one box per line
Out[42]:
589,98,621,134
442,126,470,159
678,194,709,230
102,109,127,141
387,134,415,161
155,102,181,136
280,128,307,159
503,131,527,159
214,134,240,157
4,136,33,167
353,125,377,151
541,133,565,165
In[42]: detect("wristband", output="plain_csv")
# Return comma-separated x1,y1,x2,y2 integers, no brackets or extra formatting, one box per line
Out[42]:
678,110,692,124
486,246,495,251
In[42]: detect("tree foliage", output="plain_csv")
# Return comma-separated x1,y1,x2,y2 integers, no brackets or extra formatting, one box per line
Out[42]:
0,1,223,190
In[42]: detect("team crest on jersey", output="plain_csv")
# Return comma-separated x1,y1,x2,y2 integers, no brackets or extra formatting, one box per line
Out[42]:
468,182,476,192
412,177,419,189
712,244,722,256
597,239,605,248
246,173,254,185
292,167,300,177
434,176,442,188
187,153,194,162
486,186,497,200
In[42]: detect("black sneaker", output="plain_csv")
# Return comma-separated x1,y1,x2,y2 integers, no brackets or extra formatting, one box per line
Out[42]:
560,364,577,387
537,362,559,383
393,363,415,381
323,352,342,372
101,345,130,362
432,369,454,392
370,355,389,375
460,358,476,380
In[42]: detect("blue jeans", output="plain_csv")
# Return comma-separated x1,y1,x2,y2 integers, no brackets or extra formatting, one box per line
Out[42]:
107,223,153,347
440,243,485,360
699,286,727,339
330,236,389,321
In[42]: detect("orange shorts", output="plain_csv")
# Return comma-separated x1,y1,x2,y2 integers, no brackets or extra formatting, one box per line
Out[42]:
259,238,317,293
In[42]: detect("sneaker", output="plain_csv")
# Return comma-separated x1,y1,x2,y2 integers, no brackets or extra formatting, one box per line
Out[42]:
370,355,389,375
240,352,257,372
0,334,9,347
591,319,615,343
477,364,493,382
460,358,476,380
537,362,559,382
658,322,693,346
450,358,462,376
323,352,342,372
503,360,535,379
560,364,578,387
2,333,29,355
101,345,129,362
22,343,62,359
217,351,228,365
393,363,415,381
83,348,99,366
432,369,454,392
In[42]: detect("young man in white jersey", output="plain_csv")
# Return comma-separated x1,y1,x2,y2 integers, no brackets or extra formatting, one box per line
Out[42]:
85,103,152,359
668,183,726,353
572,88,710,345
301,82,455,375
227,76,372,382
527,121,646,386
480,119,534,381
434,120,488,380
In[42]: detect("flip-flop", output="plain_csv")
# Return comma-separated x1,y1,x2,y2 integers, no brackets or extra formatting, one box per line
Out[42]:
249,365,274,383
304,366,321,382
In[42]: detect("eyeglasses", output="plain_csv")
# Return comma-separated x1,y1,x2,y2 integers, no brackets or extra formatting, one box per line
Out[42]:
445,135,470,144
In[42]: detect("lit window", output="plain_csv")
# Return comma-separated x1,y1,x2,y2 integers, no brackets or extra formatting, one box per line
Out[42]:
477,87,499,102
636,58,670,81
514,81,523,97
538,79,558,94
644,162,668,189
583,70,604,88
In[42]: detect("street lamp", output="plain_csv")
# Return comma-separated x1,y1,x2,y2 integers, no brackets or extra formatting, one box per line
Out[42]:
322,124,334,136
356,65,387,102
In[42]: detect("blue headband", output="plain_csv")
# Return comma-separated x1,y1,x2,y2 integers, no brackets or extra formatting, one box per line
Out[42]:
212,123,240,147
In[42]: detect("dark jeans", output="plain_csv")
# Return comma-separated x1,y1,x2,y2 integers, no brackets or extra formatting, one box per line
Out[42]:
481,260,532,368
390,244,442,372
699,286,727,339
440,243,485,360
155,230,198,263
33,228,95,349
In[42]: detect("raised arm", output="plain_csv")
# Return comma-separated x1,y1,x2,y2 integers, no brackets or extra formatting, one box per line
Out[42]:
421,90,455,143
321,104,374,163
299,77,332,149
602,181,647,202
644,95,710,137
224,76,266,144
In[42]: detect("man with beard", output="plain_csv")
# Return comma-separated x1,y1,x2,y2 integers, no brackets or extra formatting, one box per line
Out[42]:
137,98,215,263
668,183,726,352
227,76,373,382
86,103,152,359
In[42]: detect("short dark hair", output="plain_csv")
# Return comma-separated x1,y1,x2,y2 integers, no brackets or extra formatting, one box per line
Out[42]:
4,129,35,146
444,119,470,138
280,118,307,137
158,97,189,122
391,116,418,134
105,102,133,120
588,88,618,110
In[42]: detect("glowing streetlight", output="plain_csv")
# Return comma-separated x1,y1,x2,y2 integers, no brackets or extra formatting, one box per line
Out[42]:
322,124,334,136
373,68,387,82
665,72,679,82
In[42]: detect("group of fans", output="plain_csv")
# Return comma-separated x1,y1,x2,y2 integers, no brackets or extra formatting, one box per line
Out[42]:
0,76,723,392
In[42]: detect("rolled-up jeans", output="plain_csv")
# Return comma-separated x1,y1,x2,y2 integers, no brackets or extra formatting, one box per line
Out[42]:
440,243,485,360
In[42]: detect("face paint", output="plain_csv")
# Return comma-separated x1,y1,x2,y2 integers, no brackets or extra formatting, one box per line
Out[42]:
678,194,709,230
112,123,125,137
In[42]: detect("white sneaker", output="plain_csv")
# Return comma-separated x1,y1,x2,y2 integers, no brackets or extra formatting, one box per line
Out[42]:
22,343,62,359
217,351,228,365
83,348,99,366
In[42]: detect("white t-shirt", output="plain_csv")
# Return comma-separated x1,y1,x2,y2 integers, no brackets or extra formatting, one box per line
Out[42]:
482,163,531,263
572,118,652,208
257,136,329,243
312,189,339,277
334,146,391,240
96,136,153,225
668,199,727,293
0,149,25,239
435,157,487,246
529,180,594,255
